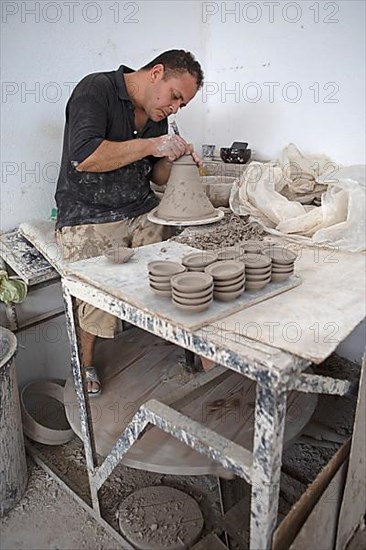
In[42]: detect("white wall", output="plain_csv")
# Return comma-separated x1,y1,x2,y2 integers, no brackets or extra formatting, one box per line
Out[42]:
200,0,365,163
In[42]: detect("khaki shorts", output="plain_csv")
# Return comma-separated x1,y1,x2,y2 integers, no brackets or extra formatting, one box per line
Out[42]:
56,213,170,338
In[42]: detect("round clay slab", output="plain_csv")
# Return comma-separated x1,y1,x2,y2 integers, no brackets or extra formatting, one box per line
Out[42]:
147,206,225,227
213,287,244,301
182,251,218,268
173,297,212,312
118,486,204,550
263,246,297,264
242,253,271,268
148,261,186,277
205,261,245,281
171,272,213,293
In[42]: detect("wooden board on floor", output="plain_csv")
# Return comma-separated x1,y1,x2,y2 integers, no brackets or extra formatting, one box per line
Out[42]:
273,440,350,550
64,327,317,476
336,354,366,549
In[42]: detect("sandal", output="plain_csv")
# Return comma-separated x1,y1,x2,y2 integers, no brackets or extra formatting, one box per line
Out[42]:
84,366,102,397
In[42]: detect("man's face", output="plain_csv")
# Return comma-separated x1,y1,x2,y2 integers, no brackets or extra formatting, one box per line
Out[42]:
145,65,199,121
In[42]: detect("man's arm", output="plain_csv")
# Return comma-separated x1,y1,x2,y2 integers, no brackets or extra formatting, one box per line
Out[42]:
76,138,153,172
76,134,191,173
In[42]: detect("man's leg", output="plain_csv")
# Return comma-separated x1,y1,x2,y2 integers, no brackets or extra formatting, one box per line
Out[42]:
79,328,98,392
57,221,130,394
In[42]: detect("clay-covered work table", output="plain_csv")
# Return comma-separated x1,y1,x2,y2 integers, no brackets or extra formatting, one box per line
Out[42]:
61,240,365,550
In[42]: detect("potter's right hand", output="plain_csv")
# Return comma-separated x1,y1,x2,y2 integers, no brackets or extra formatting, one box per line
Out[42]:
149,135,188,162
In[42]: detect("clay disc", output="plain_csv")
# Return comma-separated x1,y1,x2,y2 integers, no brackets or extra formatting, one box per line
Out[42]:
117,486,204,550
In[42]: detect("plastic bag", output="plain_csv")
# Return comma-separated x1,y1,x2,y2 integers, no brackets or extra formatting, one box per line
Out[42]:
230,144,366,252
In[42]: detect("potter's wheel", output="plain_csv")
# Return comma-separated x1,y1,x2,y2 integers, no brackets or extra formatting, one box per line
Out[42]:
147,206,225,227
64,328,317,476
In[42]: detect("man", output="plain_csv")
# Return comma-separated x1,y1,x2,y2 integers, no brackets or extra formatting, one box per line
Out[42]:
55,50,205,395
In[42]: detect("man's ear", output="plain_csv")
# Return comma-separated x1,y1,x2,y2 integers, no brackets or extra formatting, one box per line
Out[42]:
150,64,164,83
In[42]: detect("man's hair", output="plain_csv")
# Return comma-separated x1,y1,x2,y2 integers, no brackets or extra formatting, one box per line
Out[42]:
140,49,204,89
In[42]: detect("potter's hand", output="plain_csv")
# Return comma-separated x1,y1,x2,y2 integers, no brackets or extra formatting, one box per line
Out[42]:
150,135,188,162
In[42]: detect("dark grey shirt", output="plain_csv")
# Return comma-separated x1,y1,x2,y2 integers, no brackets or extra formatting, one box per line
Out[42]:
55,65,167,229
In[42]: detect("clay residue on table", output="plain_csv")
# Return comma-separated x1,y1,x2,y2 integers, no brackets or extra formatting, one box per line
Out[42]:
170,212,265,250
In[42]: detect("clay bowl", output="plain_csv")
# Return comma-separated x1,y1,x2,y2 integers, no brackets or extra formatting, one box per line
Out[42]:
205,261,245,282
148,261,186,277
245,266,272,277
149,280,171,291
149,285,171,297
172,292,213,306
213,279,245,293
172,297,213,313
220,148,252,164
262,246,297,265
213,287,244,302
242,253,271,269
149,273,174,284
182,251,218,271
171,272,213,294
173,286,213,301
216,247,244,262
214,273,245,288
104,246,135,264
271,273,293,282
245,272,272,282
245,278,271,291
21,380,74,445
271,264,294,273
239,240,264,255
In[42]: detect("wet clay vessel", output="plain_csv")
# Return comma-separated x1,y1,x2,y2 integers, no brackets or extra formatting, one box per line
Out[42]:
157,155,216,221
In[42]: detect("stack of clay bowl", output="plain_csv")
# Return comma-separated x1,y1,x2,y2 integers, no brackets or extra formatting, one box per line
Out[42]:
239,240,264,255
216,246,244,262
170,272,214,312
182,251,218,272
205,260,245,302
148,261,186,296
263,246,297,282
242,253,272,291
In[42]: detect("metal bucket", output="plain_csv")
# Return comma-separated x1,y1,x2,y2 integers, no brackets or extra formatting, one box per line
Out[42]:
0,327,27,516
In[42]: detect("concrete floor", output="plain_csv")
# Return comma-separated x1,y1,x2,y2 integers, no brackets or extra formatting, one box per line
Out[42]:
1,458,365,550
